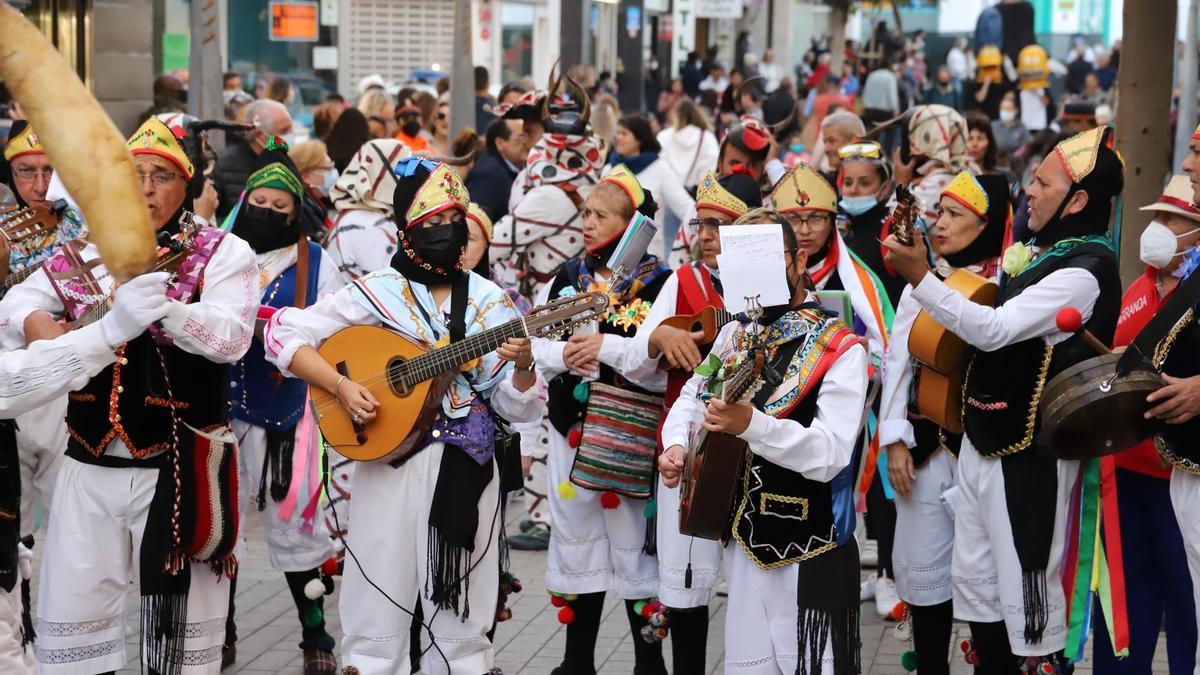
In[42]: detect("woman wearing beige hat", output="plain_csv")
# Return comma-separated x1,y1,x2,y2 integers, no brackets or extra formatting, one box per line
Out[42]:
1096,174,1200,673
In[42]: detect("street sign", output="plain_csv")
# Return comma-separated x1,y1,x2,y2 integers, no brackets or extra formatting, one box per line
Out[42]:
694,0,741,19
269,1,319,42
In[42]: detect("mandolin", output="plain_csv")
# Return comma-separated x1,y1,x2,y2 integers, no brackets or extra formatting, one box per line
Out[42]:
0,206,59,293
312,291,609,463
678,348,766,540
655,305,738,369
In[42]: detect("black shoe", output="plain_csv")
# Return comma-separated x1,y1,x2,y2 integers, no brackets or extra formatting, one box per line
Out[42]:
508,522,550,550
221,643,236,670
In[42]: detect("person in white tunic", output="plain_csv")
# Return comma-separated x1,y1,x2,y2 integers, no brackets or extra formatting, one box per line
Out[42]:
629,171,762,674
660,212,868,675
879,171,1009,674
0,116,259,675
264,158,542,675
325,139,412,283
883,127,1125,671
0,272,172,675
219,140,343,673
534,167,672,674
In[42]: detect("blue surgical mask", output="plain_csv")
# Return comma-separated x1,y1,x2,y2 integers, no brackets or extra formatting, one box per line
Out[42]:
839,195,878,217
1175,247,1200,279
790,143,804,154
321,167,338,196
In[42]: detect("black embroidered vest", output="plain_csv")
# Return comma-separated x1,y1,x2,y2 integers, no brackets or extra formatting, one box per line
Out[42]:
1152,310,1200,472
0,420,18,592
961,242,1120,457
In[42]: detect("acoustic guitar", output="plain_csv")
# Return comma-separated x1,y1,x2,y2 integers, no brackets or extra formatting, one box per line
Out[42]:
678,348,766,540
655,305,738,369
312,291,609,463
1,206,60,293
891,189,1000,433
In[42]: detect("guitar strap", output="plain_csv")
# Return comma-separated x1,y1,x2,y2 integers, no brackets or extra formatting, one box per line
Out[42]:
677,263,723,312
1119,266,1200,375
293,236,310,310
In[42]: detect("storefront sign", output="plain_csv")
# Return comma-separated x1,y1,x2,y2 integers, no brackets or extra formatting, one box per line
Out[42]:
319,0,338,27
694,0,741,19
672,0,696,79
269,1,319,42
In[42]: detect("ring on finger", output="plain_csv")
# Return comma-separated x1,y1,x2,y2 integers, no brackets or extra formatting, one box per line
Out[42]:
352,413,361,423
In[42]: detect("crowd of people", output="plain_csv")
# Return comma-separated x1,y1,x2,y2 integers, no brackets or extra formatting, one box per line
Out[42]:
1,17,1200,675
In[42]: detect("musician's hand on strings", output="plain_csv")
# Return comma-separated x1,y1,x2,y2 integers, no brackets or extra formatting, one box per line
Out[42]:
563,333,603,376
702,398,753,436
882,233,931,287
650,325,706,370
1146,374,1200,424
885,442,917,497
659,444,686,488
498,337,533,369
337,379,379,425
100,271,172,348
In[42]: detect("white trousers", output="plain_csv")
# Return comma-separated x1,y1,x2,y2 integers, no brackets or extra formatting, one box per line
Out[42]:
654,475,721,608
1169,469,1200,675
232,419,334,572
723,545,834,674
544,430,659,599
35,458,229,674
339,442,500,675
0,584,33,674
516,417,551,524
893,449,956,606
15,396,67,534
951,441,1077,656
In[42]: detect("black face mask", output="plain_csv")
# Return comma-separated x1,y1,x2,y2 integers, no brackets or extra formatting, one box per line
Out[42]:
411,220,468,270
401,120,423,137
233,203,299,253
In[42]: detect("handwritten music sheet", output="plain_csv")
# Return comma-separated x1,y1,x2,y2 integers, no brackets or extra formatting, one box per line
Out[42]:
717,224,791,314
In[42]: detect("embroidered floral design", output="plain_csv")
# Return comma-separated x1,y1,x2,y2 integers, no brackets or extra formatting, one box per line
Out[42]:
605,297,652,331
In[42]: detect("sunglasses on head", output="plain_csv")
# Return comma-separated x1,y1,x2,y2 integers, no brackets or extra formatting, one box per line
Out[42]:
838,142,884,160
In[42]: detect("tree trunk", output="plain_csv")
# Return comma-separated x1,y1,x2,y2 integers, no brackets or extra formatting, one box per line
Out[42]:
891,1,903,34
1174,0,1199,173
1115,0,1177,284
450,0,475,139
188,0,224,150
829,1,849,75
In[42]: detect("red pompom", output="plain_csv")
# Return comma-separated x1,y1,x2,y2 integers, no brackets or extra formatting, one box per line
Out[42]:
557,607,575,624
960,640,972,654
550,595,567,608
640,603,654,618
1039,664,1054,674
890,602,906,622
567,428,582,448
320,558,339,577
1056,307,1083,334
600,492,620,509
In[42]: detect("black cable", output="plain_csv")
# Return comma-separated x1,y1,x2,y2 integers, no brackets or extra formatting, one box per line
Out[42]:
321,455,451,672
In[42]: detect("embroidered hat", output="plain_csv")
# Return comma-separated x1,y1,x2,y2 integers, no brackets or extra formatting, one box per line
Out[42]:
1139,175,1200,220
127,115,196,180
244,137,305,201
3,121,43,162
392,156,469,228
695,171,762,219
941,171,989,219
466,202,493,242
1053,126,1122,184
771,162,838,214
1192,122,1200,142
601,164,646,210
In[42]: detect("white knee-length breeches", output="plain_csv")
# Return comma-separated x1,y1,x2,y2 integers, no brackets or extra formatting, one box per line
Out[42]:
893,449,956,606
545,430,658,599
0,581,33,674
339,442,500,675
16,396,67,534
951,441,1077,656
655,475,721,608
232,419,334,572
36,458,230,674
1169,469,1200,675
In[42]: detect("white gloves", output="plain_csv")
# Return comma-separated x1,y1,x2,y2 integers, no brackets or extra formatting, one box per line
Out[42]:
100,271,172,348
17,540,31,580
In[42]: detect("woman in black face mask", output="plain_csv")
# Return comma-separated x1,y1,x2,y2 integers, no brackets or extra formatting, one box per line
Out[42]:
224,136,347,674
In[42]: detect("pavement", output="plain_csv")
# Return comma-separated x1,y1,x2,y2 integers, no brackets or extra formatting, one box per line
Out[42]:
27,495,1169,674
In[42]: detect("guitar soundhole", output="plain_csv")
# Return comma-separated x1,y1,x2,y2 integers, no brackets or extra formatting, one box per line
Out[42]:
387,357,411,397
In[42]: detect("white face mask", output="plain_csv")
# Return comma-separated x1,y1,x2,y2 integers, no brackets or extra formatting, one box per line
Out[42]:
1139,220,1200,269
999,110,1017,123
321,167,338,196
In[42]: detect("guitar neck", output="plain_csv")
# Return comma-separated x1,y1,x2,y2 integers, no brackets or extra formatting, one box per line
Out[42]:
716,307,737,327
70,247,191,330
398,317,530,386
0,264,38,293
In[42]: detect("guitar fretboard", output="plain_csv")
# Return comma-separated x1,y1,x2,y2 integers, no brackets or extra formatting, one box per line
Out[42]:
0,264,38,294
396,318,531,387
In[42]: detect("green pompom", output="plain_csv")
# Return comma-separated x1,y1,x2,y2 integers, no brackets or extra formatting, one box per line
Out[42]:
633,600,647,615
901,650,918,672
302,605,324,629
644,498,657,519
573,382,590,402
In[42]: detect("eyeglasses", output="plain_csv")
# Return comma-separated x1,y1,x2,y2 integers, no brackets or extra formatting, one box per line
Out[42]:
837,142,884,160
137,171,182,187
785,211,832,231
687,217,729,234
12,167,53,182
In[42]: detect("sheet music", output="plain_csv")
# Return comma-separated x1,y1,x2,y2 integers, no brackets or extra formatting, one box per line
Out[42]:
717,224,791,314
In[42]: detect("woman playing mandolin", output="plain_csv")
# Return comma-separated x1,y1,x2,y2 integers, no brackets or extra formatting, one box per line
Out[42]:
263,158,542,674
878,170,1009,675
533,165,673,675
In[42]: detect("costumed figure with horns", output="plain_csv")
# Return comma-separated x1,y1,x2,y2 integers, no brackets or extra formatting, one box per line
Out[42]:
631,171,763,674
533,166,672,675
879,172,1011,674
219,138,342,673
263,158,541,674
883,127,1124,671
0,114,260,675
659,210,868,675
